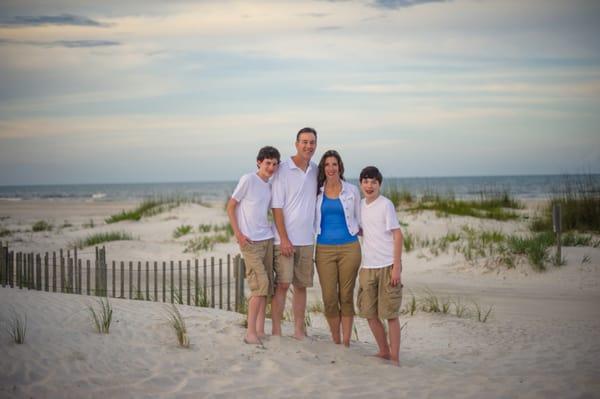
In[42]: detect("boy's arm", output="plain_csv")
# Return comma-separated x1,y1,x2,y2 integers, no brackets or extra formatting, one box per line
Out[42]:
390,228,403,287
273,208,293,256
226,198,250,248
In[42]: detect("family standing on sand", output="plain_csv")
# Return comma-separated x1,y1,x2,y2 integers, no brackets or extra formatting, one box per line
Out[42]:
226,127,403,366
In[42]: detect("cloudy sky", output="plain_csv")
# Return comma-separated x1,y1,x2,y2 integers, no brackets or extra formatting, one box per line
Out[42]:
0,0,599,185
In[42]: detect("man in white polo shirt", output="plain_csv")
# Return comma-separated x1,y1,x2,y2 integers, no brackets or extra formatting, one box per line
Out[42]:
271,127,318,340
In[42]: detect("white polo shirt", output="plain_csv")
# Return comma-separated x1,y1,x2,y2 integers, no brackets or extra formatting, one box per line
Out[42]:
271,157,318,246
231,172,274,241
360,195,400,268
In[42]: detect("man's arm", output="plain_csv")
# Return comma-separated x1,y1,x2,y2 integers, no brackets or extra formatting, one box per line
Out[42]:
390,228,403,287
226,198,250,248
273,208,293,256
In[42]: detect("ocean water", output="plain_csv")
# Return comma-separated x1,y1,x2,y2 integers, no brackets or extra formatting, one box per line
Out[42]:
0,175,598,201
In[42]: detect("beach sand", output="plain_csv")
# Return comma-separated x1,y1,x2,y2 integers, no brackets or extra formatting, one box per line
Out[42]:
1,199,599,398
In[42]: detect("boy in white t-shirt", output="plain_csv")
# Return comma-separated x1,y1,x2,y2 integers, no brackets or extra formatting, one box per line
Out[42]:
226,146,280,345
357,166,403,365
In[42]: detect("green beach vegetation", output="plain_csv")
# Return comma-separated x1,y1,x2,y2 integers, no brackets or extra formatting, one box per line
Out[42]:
173,224,193,238
71,231,134,249
408,190,522,221
530,174,600,233
166,304,190,348
401,289,493,323
32,220,53,232
402,225,598,272
5,310,27,344
88,298,113,334
106,197,205,224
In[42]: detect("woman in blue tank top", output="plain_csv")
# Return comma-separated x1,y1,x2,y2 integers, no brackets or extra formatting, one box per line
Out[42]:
314,150,361,347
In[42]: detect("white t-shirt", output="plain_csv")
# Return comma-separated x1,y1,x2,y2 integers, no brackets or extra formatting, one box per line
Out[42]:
271,157,318,246
360,195,400,268
231,172,274,241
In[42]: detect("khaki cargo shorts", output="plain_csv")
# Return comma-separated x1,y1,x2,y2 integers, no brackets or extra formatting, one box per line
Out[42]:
240,239,274,297
274,244,314,287
357,265,403,320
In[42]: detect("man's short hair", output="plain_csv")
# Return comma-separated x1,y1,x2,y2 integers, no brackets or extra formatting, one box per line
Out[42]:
296,127,317,141
359,166,383,184
257,146,281,163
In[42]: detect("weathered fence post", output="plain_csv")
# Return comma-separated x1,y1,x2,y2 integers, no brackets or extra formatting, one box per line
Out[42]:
120,261,125,299
44,252,49,291
194,259,199,306
162,261,166,303
137,261,142,299
219,258,223,309
17,252,22,289
211,256,215,308
60,250,65,293
186,259,191,306
235,255,246,313
178,260,182,303
553,203,562,265
129,261,133,299
227,254,231,311
8,251,14,287
170,261,174,303
154,261,158,302
203,258,207,306
77,259,82,295
112,261,116,298
36,254,42,290
52,252,57,292
86,259,91,295
146,261,150,301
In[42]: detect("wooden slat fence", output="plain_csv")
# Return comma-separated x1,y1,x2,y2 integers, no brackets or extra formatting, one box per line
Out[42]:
0,242,246,313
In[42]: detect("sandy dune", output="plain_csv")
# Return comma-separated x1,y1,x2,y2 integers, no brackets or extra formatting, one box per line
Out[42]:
1,199,599,398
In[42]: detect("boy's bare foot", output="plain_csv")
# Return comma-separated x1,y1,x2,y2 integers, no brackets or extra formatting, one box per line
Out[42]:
243,335,263,345
258,333,268,340
371,352,391,360
293,331,306,341
389,358,400,367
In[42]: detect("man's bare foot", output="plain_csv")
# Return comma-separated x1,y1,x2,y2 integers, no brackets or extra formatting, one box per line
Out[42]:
389,357,400,366
258,333,268,340
343,341,350,348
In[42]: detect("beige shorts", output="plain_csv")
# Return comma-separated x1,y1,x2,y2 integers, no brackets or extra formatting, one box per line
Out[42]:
315,241,361,317
357,265,403,320
274,244,314,287
240,239,274,297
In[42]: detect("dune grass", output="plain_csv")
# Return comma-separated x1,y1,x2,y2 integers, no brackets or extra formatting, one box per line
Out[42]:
166,304,189,348
0,228,11,237
409,189,522,221
194,286,210,307
173,224,193,239
106,196,204,224
32,220,52,232
401,289,493,323
384,185,414,208
531,174,600,233
184,232,232,253
5,310,27,344
88,298,113,334
72,231,134,249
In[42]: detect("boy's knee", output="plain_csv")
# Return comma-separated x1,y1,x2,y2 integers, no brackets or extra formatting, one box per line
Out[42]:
276,282,290,291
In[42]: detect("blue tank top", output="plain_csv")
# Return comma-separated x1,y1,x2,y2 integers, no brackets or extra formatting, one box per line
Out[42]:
317,195,358,245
